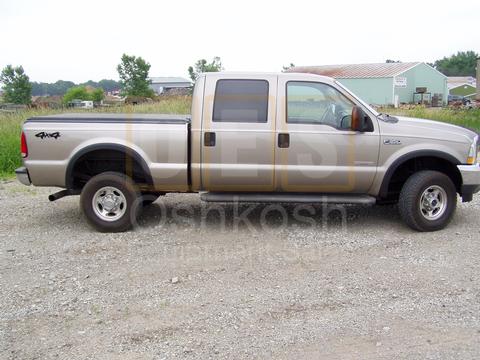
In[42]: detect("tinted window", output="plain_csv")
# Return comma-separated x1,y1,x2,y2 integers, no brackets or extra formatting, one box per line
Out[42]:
287,81,354,129
213,80,269,123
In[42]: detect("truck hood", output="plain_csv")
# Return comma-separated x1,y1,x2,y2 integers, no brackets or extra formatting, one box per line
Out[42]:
381,115,478,144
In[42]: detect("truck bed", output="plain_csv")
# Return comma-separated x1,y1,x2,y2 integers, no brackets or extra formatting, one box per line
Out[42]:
23,113,191,191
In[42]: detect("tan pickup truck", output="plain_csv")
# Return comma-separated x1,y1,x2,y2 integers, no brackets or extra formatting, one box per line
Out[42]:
16,72,480,232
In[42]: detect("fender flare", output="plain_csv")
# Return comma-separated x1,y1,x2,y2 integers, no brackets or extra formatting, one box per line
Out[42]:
378,150,461,198
65,143,153,189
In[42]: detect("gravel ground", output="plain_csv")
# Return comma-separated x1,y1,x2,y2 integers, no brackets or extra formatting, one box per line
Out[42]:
1,180,480,359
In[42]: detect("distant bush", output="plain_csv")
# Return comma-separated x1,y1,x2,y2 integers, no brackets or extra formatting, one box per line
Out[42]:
63,86,104,104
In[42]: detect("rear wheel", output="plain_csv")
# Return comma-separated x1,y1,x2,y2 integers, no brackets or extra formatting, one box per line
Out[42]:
80,172,141,232
398,170,457,232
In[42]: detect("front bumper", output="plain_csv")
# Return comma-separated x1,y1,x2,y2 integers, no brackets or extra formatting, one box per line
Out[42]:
458,164,480,202
15,167,31,186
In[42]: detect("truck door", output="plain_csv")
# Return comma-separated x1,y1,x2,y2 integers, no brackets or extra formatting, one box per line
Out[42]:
274,77,380,193
201,74,277,191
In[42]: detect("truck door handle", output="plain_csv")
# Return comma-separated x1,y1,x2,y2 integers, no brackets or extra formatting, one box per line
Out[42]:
278,133,290,148
204,132,216,147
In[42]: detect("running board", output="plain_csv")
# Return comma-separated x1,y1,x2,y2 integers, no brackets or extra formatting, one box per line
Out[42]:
200,192,376,205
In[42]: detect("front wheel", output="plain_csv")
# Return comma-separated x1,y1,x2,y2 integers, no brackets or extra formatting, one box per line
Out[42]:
80,172,141,232
398,170,457,232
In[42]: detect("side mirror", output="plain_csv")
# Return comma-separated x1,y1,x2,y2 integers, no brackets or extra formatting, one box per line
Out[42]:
351,106,373,132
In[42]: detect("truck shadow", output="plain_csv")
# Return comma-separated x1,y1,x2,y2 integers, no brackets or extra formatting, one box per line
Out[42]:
138,198,402,233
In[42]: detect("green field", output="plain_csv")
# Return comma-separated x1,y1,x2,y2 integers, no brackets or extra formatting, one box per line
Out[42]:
1,100,479,179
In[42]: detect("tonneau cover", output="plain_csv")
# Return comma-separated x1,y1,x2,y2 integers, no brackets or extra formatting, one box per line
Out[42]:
25,113,190,124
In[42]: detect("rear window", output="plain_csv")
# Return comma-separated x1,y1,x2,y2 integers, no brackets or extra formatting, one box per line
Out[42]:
213,79,269,123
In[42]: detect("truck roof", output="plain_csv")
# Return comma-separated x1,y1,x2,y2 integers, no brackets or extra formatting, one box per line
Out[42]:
200,71,336,84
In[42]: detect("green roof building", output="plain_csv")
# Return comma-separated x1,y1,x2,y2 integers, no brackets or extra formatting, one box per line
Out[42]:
448,77,477,100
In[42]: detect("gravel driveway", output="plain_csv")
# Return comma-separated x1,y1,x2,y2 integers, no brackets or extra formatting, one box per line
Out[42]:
1,180,480,359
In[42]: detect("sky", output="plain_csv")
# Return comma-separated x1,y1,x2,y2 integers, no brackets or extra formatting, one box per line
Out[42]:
1,0,479,83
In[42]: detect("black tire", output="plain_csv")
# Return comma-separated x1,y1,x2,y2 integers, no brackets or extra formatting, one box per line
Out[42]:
141,192,164,206
80,172,141,232
398,170,457,232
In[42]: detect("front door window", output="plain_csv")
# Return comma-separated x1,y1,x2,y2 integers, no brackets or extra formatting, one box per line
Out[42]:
287,81,354,130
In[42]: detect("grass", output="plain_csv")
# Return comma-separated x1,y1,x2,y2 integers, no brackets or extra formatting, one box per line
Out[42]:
1,99,479,178
0,113,23,178
378,106,480,133
0,96,192,179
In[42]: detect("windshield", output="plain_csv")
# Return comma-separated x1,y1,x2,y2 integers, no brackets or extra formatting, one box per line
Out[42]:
335,81,379,117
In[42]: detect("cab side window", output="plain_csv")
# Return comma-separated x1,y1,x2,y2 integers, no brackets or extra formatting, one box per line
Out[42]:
286,81,354,129
213,79,269,123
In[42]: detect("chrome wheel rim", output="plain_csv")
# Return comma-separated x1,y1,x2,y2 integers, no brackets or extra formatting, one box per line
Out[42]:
92,186,127,222
419,185,447,221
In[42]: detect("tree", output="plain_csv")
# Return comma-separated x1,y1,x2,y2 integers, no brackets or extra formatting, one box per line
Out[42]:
31,82,49,96
434,51,479,76
63,86,91,103
50,80,76,96
385,59,401,63
82,80,98,88
63,86,104,103
0,65,32,104
188,57,223,82
31,79,121,97
282,63,295,72
90,88,105,102
116,54,154,97
31,80,76,96
97,79,121,93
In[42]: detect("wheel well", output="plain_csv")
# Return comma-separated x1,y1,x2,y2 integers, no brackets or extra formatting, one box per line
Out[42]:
381,156,462,201
67,148,153,190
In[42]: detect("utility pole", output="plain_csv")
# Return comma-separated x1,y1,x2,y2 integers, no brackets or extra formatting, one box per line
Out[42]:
477,58,480,101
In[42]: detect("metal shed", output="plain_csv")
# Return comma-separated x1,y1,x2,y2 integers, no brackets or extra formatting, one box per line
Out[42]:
290,62,448,107
149,77,192,95
448,76,477,100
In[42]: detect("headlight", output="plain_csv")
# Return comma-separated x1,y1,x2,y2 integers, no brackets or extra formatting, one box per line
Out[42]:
467,135,479,165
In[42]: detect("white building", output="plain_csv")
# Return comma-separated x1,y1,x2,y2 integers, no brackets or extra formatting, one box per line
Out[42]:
149,77,192,95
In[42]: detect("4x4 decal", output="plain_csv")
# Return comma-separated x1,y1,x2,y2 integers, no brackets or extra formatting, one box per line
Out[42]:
35,132,61,139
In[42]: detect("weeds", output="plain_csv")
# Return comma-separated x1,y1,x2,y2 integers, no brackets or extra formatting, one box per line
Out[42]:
380,106,480,132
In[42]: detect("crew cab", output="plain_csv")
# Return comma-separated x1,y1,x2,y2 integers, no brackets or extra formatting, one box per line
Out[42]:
16,72,480,232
